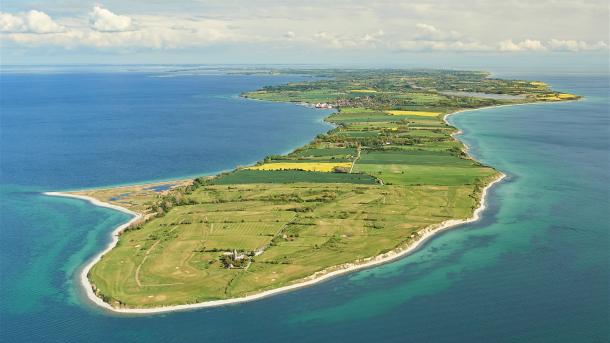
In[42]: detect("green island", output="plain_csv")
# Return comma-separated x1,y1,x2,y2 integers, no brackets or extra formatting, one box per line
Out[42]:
69,69,578,309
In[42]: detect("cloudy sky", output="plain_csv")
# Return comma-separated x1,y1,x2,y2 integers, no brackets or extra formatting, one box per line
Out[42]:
1,0,608,68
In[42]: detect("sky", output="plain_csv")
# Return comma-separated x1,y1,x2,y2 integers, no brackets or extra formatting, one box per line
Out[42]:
0,0,608,71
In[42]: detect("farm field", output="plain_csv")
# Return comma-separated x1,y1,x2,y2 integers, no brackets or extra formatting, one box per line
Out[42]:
386,110,443,116
247,162,353,172
80,69,578,308
210,170,378,185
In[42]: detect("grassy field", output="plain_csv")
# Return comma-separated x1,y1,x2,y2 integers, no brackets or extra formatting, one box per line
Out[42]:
88,181,489,307
81,69,578,308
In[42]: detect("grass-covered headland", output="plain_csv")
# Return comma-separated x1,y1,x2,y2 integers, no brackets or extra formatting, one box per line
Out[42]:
75,69,578,309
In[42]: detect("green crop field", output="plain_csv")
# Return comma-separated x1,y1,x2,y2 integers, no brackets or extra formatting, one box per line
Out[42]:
209,170,378,185
81,69,578,309
292,147,357,157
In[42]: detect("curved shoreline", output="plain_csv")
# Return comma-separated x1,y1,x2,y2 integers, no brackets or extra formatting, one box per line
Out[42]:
45,172,504,315
44,100,514,315
43,192,143,313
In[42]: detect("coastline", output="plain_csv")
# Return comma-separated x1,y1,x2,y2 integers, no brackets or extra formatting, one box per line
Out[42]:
45,172,505,315
44,100,514,315
43,192,144,312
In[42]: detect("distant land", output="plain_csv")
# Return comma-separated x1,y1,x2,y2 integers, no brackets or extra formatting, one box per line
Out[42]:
47,69,579,313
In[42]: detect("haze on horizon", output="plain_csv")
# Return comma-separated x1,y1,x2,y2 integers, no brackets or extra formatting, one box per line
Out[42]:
0,0,608,72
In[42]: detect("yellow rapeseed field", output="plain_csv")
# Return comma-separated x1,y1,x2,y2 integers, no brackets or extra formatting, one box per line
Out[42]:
247,162,353,172
350,89,378,93
530,81,547,87
558,93,578,99
537,93,578,101
386,110,442,117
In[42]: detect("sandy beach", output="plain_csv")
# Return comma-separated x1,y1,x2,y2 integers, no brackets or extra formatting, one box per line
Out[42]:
43,192,143,313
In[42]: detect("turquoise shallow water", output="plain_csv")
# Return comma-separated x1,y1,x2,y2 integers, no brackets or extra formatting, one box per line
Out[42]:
0,70,608,342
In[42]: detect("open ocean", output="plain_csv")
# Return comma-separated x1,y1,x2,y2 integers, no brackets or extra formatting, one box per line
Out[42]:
0,68,608,342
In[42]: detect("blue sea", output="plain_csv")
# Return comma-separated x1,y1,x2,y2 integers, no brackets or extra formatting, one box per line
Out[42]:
0,68,608,342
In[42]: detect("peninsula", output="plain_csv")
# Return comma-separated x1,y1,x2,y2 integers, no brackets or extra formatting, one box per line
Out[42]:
48,69,579,312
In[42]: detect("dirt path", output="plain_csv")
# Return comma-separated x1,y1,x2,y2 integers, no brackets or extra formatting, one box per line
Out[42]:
135,240,160,288
349,145,361,173
134,225,183,288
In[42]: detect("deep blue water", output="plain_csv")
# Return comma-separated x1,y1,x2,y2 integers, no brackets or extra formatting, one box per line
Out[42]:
0,70,608,342
0,71,332,188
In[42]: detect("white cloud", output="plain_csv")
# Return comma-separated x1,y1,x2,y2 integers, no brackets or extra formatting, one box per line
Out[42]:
496,38,609,52
4,15,236,50
25,10,64,33
284,31,295,39
0,10,64,34
0,13,23,32
312,31,344,48
394,39,491,52
547,39,608,52
499,39,546,52
392,24,487,52
307,29,385,49
0,4,607,55
415,23,440,37
415,23,461,41
362,29,384,43
89,6,132,32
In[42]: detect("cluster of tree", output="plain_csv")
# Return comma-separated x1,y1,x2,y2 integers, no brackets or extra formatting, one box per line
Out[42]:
219,250,253,268
259,193,305,203
149,192,198,217
146,228,178,242
448,146,468,158
333,166,350,173
320,235,344,250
